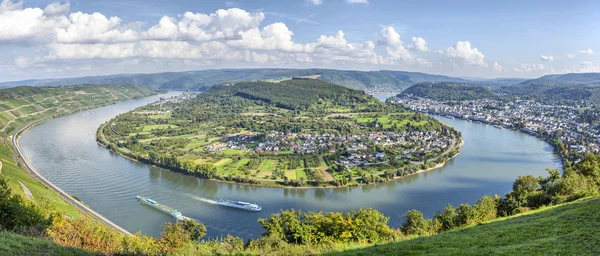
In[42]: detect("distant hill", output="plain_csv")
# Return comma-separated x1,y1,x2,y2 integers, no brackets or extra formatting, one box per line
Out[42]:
498,73,600,104
203,78,374,111
0,69,469,91
399,82,498,101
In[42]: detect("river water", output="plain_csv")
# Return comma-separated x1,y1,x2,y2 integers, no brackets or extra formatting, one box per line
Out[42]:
20,92,562,239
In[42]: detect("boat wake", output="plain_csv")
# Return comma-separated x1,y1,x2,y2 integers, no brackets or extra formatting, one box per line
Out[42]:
188,195,217,205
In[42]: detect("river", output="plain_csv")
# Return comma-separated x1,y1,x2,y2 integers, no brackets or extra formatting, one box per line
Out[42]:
20,92,562,239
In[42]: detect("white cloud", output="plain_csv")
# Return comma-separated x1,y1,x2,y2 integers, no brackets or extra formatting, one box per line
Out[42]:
145,9,264,42
377,26,412,61
566,53,576,58
56,12,140,43
514,63,546,73
540,55,554,61
493,62,504,72
441,41,487,67
314,30,377,62
307,0,323,5
411,36,428,52
578,61,600,72
0,0,21,13
346,0,368,3
228,22,312,52
578,48,594,55
43,2,69,17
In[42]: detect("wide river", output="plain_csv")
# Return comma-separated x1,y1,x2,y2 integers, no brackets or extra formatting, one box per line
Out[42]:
20,92,562,239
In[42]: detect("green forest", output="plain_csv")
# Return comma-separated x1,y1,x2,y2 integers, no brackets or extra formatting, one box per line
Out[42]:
100,79,459,187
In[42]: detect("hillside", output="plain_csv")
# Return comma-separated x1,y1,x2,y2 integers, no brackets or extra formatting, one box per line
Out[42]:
0,84,156,135
0,69,468,91
0,231,95,256
333,197,600,256
495,73,600,104
101,79,458,187
399,82,498,101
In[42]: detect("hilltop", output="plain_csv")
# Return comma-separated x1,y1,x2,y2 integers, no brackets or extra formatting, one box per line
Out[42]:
0,69,468,91
399,82,498,101
100,79,459,187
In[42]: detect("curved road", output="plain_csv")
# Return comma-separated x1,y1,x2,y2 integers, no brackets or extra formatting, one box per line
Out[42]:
11,123,132,236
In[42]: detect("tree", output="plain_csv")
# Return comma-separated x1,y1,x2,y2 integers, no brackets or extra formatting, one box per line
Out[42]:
474,195,499,222
434,204,458,231
512,175,541,204
401,209,428,236
455,203,476,226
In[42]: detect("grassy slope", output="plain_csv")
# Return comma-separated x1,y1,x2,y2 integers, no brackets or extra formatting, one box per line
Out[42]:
332,197,600,256
0,84,157,217
0,144,79,217
0,231,96,256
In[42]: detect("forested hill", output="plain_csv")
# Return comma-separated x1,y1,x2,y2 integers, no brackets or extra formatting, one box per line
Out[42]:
496,73,600,105
202,79,375,111
399,82,498,101
0,69,468,91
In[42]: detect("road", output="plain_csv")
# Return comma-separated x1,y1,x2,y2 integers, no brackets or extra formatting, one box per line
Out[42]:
18,181,33,201
11,123,133,236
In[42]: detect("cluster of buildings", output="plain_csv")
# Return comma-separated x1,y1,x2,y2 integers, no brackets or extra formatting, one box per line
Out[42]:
393,96,600,154
206,129,456,166
148,92,195,107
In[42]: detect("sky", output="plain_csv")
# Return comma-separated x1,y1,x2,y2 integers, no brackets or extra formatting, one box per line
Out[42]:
0,0,599,82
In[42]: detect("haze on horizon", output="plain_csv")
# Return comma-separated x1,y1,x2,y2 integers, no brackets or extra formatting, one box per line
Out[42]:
0,0,598,82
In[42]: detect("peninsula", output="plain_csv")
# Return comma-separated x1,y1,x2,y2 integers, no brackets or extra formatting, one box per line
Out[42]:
98,79,461,187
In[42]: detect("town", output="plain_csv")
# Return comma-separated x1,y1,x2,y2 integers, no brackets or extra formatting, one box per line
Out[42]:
392,95,600,158
207,130,457,167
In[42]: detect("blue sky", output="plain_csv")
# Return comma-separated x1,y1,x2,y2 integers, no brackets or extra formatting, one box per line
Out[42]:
0,0,598,82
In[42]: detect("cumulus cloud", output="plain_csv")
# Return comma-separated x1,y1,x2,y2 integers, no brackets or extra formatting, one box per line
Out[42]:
411,36,428,51
0,0,21,13
377,27,412,61
540,55,554,61
145,9,264,42
441,41,487,67
566,53,576,58
578,48,594,55
307,0,323,5
578,61,600,72
313,30,377,63
43,2,69,17
514,63,546,73
56,12,140,43
228,22,312,52
493,62,504,72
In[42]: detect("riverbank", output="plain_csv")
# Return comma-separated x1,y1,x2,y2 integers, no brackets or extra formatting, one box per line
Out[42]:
12,117,133,236
433,114,565,168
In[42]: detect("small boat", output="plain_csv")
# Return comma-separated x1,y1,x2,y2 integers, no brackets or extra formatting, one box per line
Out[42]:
216,199,261,211
493,125,503,129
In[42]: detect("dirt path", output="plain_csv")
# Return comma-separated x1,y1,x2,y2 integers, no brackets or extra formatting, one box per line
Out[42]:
18,181,33,201
0,160,3,175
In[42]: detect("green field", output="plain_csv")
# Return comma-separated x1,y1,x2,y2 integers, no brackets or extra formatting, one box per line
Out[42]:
214,158,233,167
141,124,177,132
332,197,600,256
0,231,94,256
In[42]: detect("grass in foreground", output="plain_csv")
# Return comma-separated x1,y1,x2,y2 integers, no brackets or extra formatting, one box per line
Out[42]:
0,231,96,256
331,197,600,256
